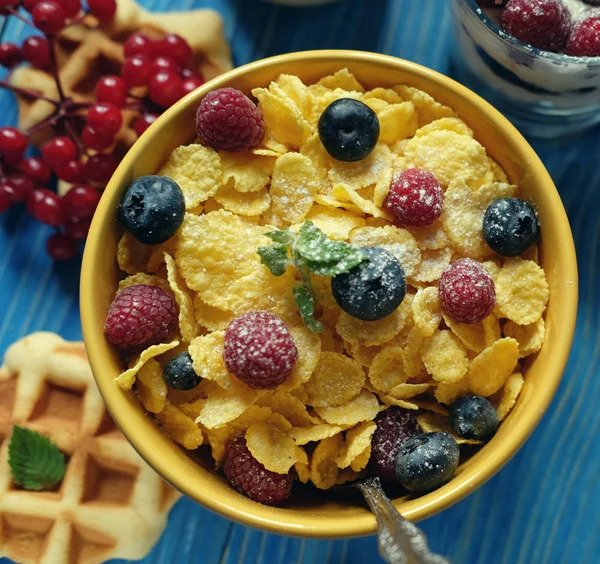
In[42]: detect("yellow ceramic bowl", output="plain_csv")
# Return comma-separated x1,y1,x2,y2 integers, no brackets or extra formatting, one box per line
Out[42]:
81,50,578,538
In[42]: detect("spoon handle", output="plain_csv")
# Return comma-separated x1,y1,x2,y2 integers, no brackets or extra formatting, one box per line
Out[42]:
356,478,450,564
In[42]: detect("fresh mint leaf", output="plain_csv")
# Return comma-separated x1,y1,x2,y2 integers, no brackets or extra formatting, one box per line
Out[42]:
8,426,66,491
306,247,367,277
265,228,295,246
293,284,324,333
258,244,289,276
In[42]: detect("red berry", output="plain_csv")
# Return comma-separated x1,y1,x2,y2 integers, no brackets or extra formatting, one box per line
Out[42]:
566,16,600,56
384,168,443,226
196,87,265,152
182,77,204,96
26,188,65,226
55,0,80,18
124,32,155,58
121,55,152,88
0,127,28,156
54,159,84,183
148,70,183,108
83,153,116,185
32,1,67,34
155,34,192,67
0,184,14,212
501,0,571,52
95,75,127,107
104,284,177,349
181,67,202,80
0,43,22,68
62,184,101,219
223,311,298,389
3,173,35,202
439,259,496,324
46,233,79,260
368,407,420,482
87,103,122,136
82,125,115,151
19,156,51,184
151,56,180,73
63,215,91,239
134,113,158,137
21,36,50,69
223,434,293,506
87,0,116,22
41,137,76,167
21,0,38,12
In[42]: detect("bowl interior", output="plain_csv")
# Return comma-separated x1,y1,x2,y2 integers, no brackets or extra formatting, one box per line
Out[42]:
81,51,577,538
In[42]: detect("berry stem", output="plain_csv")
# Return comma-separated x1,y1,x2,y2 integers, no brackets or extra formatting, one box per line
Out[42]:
24,112,60,136
46,36,66,102
0,80,60,106
64,119,87,156
8,8,37,29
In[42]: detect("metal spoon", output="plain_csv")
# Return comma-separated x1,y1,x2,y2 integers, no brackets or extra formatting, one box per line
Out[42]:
351,477,450,564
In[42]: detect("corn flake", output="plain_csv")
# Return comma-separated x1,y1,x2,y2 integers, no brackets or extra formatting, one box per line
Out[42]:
246,413,298,473
300,133,332,195
314,193,365,215
291,424,342,446
136,359,167,414
305,205,367,240
257,390,321,427
468,337,519,396
310,434,343,489
369,346,407,392
304,352,365,407
219,151,274,193
279,326,322,391
164,252,198,342
317,68,365,92
504,318,545,358
335,421,376,469
214,179,271,216
496,372,524,421
117,232,153,275
433,377,470,405
443,313,500,353
315,390,380,426
378,102,419,145
117,340,179,390
194,295,234,331
408,221,451,251
196,380,259,429
155,400,203,450
414,117,473,138
496,259,549,325
117,272,172,296
388,382,432,399
422,330,469,383
412,287,442,336
329,144,393,191
402,326,426,379
331,184,391,219
276,74,312,118
417,412,481,445
393,85,456,126
159,144,222,209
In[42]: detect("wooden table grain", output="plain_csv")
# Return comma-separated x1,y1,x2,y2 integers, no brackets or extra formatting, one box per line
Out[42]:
1,1,598,563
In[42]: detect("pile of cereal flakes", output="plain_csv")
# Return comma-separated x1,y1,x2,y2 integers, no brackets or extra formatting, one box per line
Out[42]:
111,69,549,502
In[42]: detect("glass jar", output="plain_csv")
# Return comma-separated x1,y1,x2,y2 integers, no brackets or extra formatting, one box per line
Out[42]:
450,0,600,138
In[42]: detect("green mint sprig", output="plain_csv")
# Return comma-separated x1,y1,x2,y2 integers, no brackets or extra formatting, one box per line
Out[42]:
258,221,368,333
8,425,66,491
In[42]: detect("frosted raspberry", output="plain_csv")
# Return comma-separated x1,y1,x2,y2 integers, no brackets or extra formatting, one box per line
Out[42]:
368,407,420,482
566,16,600,56
196,87,265,151
439,259,496,324
223,311,298,389
223,434,293,506
501,0,571,52
104,284,177,349
383,168,443,227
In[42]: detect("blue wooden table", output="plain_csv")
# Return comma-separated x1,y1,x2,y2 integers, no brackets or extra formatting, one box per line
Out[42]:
1,1,599,563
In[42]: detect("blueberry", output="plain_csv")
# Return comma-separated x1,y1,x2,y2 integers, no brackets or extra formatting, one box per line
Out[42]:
118,175,185,245
318,98,379,162
395,432,460,492
483,197,539,257
163,352,201,391
331,247,406,321
449,395,499,441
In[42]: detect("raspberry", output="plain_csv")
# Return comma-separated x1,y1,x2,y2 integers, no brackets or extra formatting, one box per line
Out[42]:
501,0,571,52
223,312,298,389
223,434,293,506
383,168,443,227
104,284,177,349
439,259,496,324
196,87,265,152
566,16,600,56
368,406,420,482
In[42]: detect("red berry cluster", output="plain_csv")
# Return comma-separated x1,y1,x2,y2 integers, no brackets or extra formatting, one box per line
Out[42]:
0,1,203,260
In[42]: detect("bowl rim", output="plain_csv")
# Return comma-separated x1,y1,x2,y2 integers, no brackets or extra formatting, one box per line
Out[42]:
81,49,578,538
460,0,600,65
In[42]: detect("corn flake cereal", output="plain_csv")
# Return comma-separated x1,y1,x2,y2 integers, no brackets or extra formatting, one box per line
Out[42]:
156,400,204,450
279,326,322,392
402,326,426,379
422,330,469,383
245,413,298,473
335,420,376,469
433,377,470,405
378,102,419,145
136,359,167,414
196,381,259,429
159,144,222,209
468,338,519,396
393,85,456,126
388,382,432,399
194,295,235,331
417,412,480,445
300,133,332,194
315,390,380,426
117,272,172,296
164,252,198,342
331,183,391,219
117,340,180,389
412,287,442,337
496,372,524,421
291,424,342,446
329,144,392,191
414,117,473,138
496,259,549,325
317,68,365,92
117,232,153,275
214,179,271,216
369,346,407,392
304,352,365,407
310,434,343,490
305,205,367,240
408,221,451,251
219,151,274,193
257,390,321,427
504,318,545,358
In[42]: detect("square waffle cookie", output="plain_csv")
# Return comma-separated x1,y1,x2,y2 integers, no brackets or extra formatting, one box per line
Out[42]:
0,332,180,564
